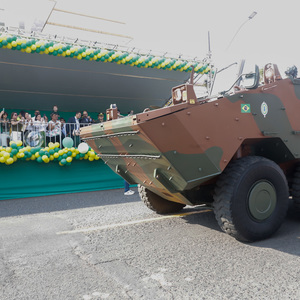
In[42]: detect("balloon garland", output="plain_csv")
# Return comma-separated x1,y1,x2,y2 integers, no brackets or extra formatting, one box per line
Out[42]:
0,141,100,166
0,33,211,74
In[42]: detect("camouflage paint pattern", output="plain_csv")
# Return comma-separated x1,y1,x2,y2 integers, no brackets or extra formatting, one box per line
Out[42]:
81,76,300,205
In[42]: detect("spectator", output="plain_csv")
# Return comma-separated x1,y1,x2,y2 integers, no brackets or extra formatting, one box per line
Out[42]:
0,110,10,146
80,110,93,127
0,110,10,134
18,110,26,120
95,112,104,123
32,110,40,121
67,112,81,146
124,181,135,196
10,112,24,142
32,113,47,147
52,105,60,119
23,112,33,140
60,118,67,139
46,113,61,145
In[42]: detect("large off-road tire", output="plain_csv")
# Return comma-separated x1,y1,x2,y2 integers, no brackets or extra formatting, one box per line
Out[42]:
213,156,289,242
138,185,185,214
291,164,300,211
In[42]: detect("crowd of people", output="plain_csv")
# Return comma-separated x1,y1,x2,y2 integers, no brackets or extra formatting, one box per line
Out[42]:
0,105,105,147
0,105,135,195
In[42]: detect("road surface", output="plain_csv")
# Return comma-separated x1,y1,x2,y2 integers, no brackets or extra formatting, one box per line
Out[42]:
1,189,300,299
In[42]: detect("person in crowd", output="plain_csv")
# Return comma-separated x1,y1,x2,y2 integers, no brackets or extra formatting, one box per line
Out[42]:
0,110,10,146
18,110,26,120
23,112,33,140
52,105,60,119
32,110,40,121
124,181,135,196
32,113,47,147
80,110,93,127
95,112,104,123
10,112,24,142
46,113,61,145
67,111,81,146
60,118,67,140
0,110,10,134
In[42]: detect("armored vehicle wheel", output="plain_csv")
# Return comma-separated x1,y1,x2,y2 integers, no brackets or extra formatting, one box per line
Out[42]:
213,156,289,242
138,185,185,214
291,164,300,211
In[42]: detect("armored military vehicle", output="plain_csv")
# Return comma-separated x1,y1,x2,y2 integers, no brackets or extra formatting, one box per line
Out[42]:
81,63,300,242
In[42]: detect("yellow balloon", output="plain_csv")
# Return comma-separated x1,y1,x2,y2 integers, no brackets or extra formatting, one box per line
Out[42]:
66,50,71,55
77,54,82,60
13,155,17,162
84,154,88,160
7,157,14,164
25,47,31,53
82,52,86,57
58,150,64,156
54,153,59,158
49,46,54,52
12,41,17,47
19,152,25,158
88,151,95,157
6,147,12,153
42,155,48,161
3,152,10,159
31,45,36,51
66,157,72,163
88,156,94,161
49,155,54,161
0,157,5,163
95,155,100,160
35,152,40,158
31,155,36,160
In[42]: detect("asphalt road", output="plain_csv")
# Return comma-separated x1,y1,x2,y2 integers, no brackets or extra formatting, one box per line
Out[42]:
1,188,300,300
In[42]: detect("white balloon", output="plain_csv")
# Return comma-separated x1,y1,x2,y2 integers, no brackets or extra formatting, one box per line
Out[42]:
78,142,89,154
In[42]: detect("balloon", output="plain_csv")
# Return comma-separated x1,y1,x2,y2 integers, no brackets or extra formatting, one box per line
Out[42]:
62,137,74,148
78,142,89,154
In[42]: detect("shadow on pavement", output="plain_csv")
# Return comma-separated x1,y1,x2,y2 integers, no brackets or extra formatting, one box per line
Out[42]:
182,206,300,257
0,188,140,218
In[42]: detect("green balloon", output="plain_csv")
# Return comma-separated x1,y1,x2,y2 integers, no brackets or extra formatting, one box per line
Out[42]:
62,137,74,148
37,157,43,163
61,158,67,165
11,149,18,155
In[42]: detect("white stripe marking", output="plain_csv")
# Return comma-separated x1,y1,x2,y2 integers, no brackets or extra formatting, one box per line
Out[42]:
57,209,211,235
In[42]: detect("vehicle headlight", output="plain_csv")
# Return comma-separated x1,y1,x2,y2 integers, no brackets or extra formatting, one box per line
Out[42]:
174,88,182,101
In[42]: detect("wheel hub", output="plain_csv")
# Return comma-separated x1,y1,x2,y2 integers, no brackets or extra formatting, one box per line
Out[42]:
248,181,277,221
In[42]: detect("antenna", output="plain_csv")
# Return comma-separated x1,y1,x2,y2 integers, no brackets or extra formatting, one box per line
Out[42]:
207,31,212,59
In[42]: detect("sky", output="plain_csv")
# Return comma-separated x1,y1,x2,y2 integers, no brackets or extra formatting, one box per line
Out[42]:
1,0,300,89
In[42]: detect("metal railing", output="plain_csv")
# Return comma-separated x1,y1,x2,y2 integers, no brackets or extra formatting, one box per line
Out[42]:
0,120,92,148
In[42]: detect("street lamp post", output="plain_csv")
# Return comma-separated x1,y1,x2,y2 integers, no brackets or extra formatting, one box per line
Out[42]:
225,11,257,51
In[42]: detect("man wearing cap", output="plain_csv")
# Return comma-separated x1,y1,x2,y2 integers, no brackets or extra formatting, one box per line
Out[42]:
95,113,104,123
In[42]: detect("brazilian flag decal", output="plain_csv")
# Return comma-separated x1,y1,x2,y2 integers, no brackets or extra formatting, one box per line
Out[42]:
241,104,251,113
